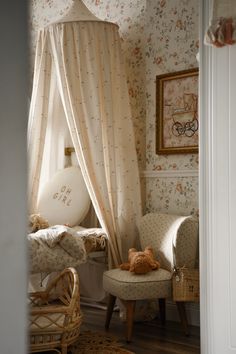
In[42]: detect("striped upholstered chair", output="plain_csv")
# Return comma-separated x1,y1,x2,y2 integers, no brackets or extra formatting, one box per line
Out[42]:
103,213,199,342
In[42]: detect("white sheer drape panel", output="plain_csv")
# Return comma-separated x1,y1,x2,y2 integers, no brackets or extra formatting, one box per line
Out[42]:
39,65,73,197
28,30,73,206
28,21,142,267
28,31,52,212
48,22,142,266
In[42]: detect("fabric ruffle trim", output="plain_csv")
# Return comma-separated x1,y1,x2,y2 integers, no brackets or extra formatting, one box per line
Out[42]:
205,17,236,47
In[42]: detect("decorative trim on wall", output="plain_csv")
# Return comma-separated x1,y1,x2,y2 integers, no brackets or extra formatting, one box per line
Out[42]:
199,0,216,353
142,169,199,178
229,43,236,349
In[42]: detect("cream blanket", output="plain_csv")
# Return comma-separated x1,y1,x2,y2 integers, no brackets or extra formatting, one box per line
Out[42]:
28,225,107,273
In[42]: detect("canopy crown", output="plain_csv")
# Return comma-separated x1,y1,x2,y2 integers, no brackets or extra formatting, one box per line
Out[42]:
54,0,102,23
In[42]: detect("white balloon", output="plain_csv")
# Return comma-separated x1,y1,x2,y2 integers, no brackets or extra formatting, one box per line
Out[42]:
37,166,91,227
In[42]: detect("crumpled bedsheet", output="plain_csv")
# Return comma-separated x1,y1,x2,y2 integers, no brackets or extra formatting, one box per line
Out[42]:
28,225,107,274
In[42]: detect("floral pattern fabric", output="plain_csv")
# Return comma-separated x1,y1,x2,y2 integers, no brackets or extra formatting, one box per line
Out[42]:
29,0,199,227
28,20,142,268
138,213,198,271
103,212,198,301
103,268,172,300
28,226,108,273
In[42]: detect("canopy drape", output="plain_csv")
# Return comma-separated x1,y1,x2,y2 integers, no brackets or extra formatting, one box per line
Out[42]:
28,21,142,267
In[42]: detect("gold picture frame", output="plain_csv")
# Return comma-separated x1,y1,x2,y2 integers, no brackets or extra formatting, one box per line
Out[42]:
156,68,199,155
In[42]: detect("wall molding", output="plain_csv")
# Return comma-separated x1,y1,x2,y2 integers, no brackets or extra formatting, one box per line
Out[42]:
142,169,198,178
199,0,214,352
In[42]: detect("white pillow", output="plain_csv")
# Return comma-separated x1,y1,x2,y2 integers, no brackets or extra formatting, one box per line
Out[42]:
37,166,91,227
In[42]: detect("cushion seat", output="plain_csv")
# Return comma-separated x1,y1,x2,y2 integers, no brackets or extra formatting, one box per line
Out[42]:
103,268,172,300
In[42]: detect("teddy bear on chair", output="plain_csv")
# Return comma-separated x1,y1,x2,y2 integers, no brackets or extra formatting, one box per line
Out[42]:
120,246,160,275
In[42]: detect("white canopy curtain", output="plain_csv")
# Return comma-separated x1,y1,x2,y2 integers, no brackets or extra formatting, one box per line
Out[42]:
28,19,142,268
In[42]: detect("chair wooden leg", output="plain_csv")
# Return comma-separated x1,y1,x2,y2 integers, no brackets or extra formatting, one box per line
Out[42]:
105,294,116,330
158,298,166,325
176,301,190,336
126,300,136,343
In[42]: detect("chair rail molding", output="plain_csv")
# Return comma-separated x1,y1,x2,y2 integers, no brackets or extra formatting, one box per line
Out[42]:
200,0,236,353
142,169,198,178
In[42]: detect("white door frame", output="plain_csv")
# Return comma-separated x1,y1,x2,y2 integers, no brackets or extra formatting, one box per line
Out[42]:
199,0,214,352
199,0,236,353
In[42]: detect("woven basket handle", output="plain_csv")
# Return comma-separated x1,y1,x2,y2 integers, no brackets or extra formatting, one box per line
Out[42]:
172,237,177,273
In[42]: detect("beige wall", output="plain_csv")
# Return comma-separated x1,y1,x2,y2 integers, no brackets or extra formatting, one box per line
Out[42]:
29,0,199,216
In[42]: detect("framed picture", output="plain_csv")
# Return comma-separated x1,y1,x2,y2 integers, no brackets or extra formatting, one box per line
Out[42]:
156,68,199,154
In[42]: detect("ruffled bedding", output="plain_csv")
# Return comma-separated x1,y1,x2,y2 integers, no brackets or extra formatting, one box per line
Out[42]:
28,225,107,274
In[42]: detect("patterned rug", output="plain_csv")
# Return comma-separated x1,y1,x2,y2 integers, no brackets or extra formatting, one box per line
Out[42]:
69,331,135,354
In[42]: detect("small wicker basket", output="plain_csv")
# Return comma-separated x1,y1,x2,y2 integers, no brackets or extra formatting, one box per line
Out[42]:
172,267,199,302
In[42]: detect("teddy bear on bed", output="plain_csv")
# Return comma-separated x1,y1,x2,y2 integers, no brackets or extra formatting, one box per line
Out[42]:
29,213,49,233
120,246,160,275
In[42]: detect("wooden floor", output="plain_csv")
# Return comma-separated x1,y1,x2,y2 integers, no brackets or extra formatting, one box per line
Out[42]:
81,304,201,354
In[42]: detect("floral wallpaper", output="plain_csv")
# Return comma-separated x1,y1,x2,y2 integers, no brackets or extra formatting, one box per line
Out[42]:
145,0,199,216
146,177,199,217
29,0,199,217
145,0,199,170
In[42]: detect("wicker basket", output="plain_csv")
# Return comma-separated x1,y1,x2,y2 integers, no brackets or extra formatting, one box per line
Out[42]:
29,267,82,354
172,267,199,302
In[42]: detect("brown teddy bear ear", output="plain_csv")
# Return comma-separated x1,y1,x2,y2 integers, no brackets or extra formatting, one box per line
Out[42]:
128,248,137,254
